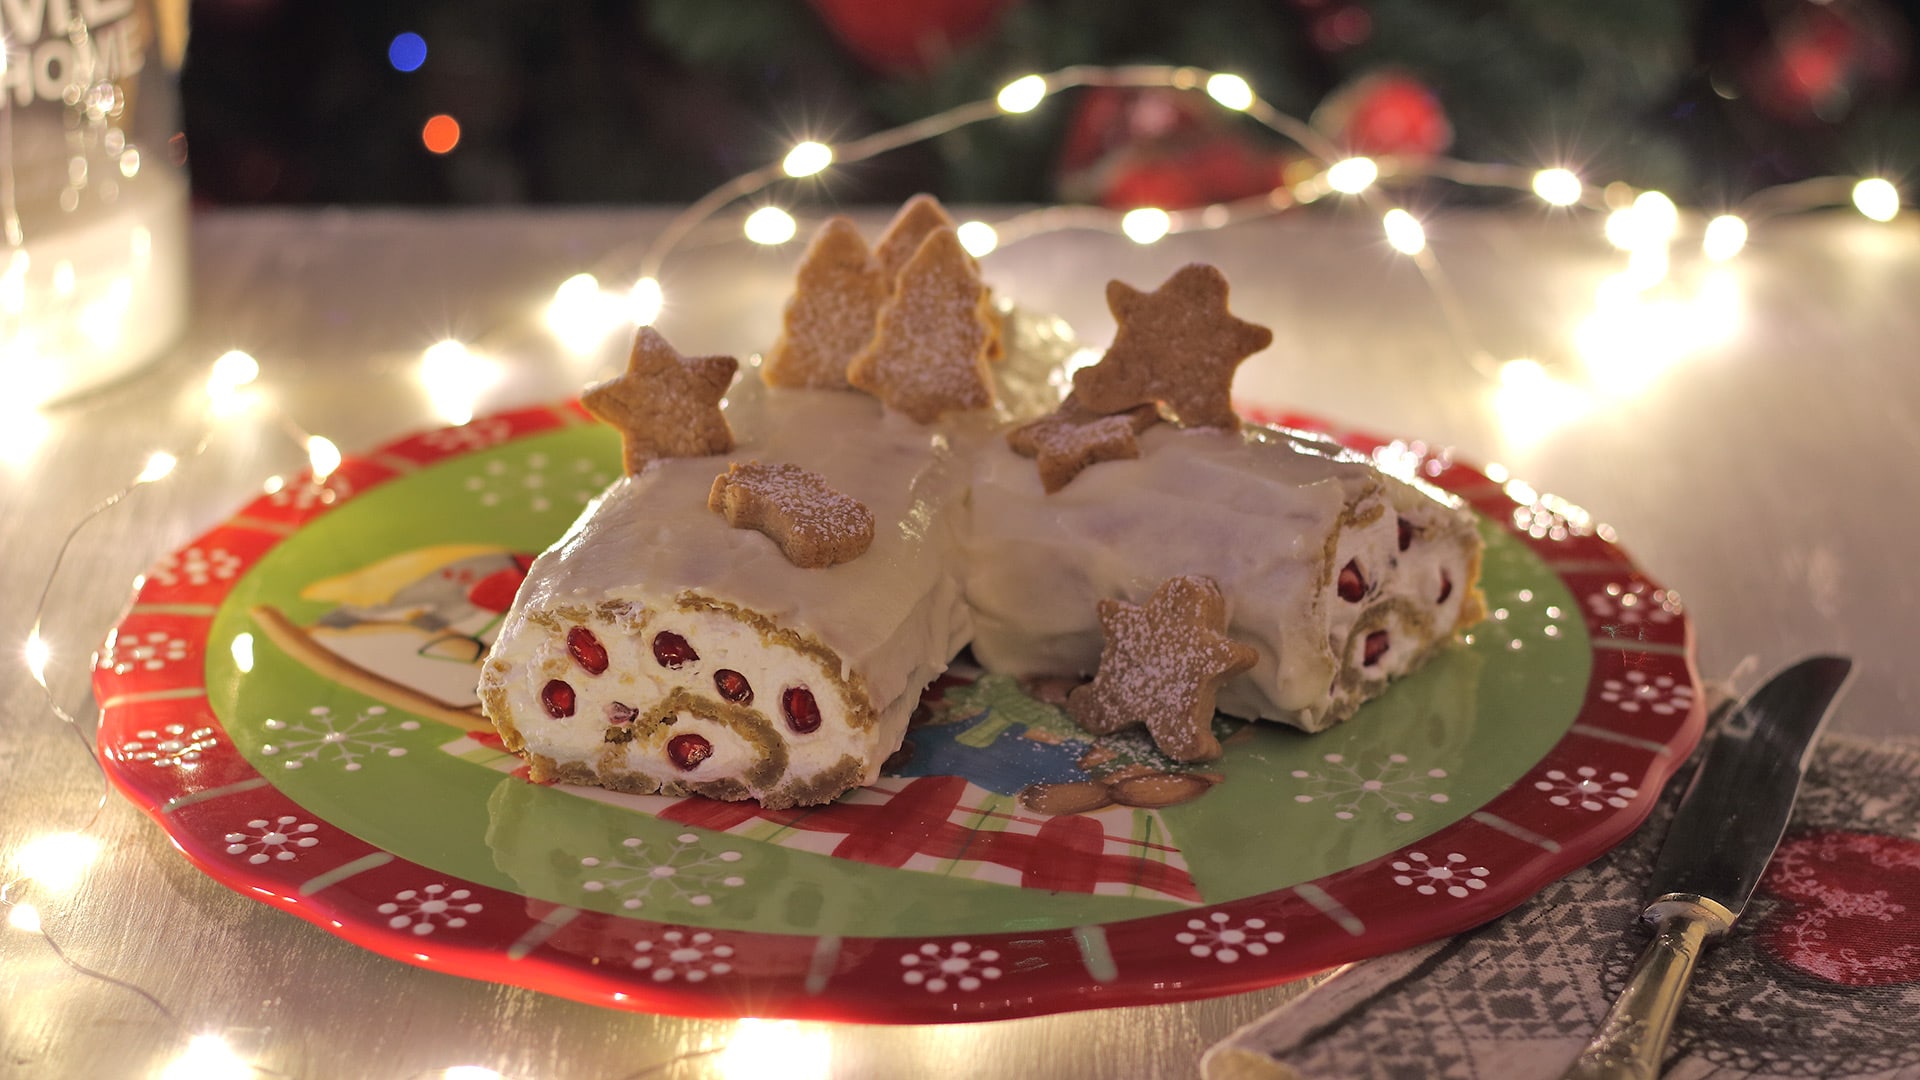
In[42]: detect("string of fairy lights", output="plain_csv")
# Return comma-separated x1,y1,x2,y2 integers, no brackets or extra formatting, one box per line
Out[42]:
4,59,1909,1078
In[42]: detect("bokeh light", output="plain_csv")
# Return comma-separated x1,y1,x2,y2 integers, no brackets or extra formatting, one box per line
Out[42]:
1383,209,1426,254
1702,215,1748,262
956,220,998,256
1120,207,1171,244
1205,73,1254,111
387,32,427,73
996,75,1047,114
781,141,832,178
1852,178,1900,222
1326,157,1378,195
744,206,797,245
422,114,461,155
1531,168,1582,207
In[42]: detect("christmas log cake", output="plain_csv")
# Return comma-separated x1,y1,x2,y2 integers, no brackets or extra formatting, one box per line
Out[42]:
478,197,1484,807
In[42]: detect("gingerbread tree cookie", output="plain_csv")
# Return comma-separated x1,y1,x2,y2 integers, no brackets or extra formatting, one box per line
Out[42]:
1071,263,1272,429
763,216,889,390
708,461,875,569
1066,575,1258,762
582,327,737,474
1007,395,1160,493
846,227,995,423
873,194,1003,363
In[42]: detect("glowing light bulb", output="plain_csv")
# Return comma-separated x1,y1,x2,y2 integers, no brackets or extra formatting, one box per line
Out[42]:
1603,208,1639,251
1702,215,1748,262
1382,209,1426,254
782,141,832,178
546,273,622,354
744,206,797,246
1120,207,1172,244
1532,168,1582,207
8,903,41,933
1205,73,1254,111
1853,178,1899,222
15,832,100,892
306,436,341,483
956,220,998,257
421,339,500,424
230,632,254,674
136,451,177,484
1325,157,1378,195
996,74,1047,114
630,276,664,327
440,1069,502,1080
718,1020,831,1080
208,350,259,394
1632,191,1679,242
24,626,49,687
159,1035,252,1080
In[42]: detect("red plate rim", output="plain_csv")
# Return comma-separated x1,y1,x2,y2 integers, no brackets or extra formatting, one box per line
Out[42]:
93,400,1704,1023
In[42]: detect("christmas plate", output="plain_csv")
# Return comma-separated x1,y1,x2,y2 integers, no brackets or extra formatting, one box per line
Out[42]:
95,401,1702,1023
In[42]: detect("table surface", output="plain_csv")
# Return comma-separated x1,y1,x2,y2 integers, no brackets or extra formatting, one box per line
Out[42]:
3,206,1916,1079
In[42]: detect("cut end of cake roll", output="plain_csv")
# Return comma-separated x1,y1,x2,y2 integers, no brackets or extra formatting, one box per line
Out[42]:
479,590,891,809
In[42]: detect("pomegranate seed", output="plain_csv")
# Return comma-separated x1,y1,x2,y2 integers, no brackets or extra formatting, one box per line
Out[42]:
667,733,713,770
1437,571,1453,604
1397,517,1414,552
652,631,699,668
541,679,576,718
1363,630,1390,667
714,669,753,704
567,626,608,675
782,686,822,734
606,701,636,724
1337,559,1367,602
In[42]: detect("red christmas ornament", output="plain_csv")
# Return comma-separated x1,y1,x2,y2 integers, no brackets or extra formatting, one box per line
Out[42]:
1743,0,1909,124
1057,88,1289,210
1314,70,1453,159
806,0,1020,75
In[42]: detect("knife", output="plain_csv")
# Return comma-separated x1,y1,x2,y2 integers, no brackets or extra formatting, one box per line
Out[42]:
1561,655,1854,1080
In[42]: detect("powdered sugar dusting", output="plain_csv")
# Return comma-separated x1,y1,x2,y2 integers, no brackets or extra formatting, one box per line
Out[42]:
765,217,888,389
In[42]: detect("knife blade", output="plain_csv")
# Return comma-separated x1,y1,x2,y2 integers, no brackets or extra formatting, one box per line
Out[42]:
1562,655,1854,1080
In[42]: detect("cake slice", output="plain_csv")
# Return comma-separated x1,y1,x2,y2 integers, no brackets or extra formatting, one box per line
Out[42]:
478,378,983,808
965,421,1484,733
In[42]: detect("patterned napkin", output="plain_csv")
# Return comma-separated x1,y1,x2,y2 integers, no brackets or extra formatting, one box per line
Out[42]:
1204,734,1920,1080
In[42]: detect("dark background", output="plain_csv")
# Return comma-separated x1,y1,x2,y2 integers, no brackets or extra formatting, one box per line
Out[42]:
179,0,1920,212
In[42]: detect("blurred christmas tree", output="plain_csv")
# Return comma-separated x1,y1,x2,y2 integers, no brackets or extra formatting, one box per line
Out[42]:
180,0,1919,208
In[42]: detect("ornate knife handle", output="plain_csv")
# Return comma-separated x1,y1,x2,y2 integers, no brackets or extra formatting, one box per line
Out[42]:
1560,895,1735,1080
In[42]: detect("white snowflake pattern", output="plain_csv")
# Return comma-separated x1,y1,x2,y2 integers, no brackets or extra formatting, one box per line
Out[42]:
149,546,242,588
420,417,513,454
224,815,321,864
1290,752,1450,823
631,929,735,983
1175,911,1284,963
899,941,1002,993
577,832,745,911
260,705,419,771
268,474,354,511
377,883,482,936
1597,669,1695,716
101,629,189,674
119,723,218,767
1535,766,1639,811
1586,581,1681,631
461,452,610,514
1389,851,1491,898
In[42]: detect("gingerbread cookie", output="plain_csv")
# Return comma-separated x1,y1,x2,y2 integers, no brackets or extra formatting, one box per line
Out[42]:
763,216,889,390
1007,395,1160,493
582,327,737,474
846,227,995,423
1066,575,1258,762
873,194,1003,364
1071,263,1272,429
708,461,875,569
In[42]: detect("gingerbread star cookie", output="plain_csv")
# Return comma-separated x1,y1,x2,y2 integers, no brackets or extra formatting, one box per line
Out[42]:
582,327,737,475
763,216,889,390
1007,395,1160,493
708,461,875,569
1071,263,1272,429
846,227,995,423
1066,575,1258,762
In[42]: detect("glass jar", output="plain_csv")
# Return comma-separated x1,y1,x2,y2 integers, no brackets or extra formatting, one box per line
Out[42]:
2,0,190,406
